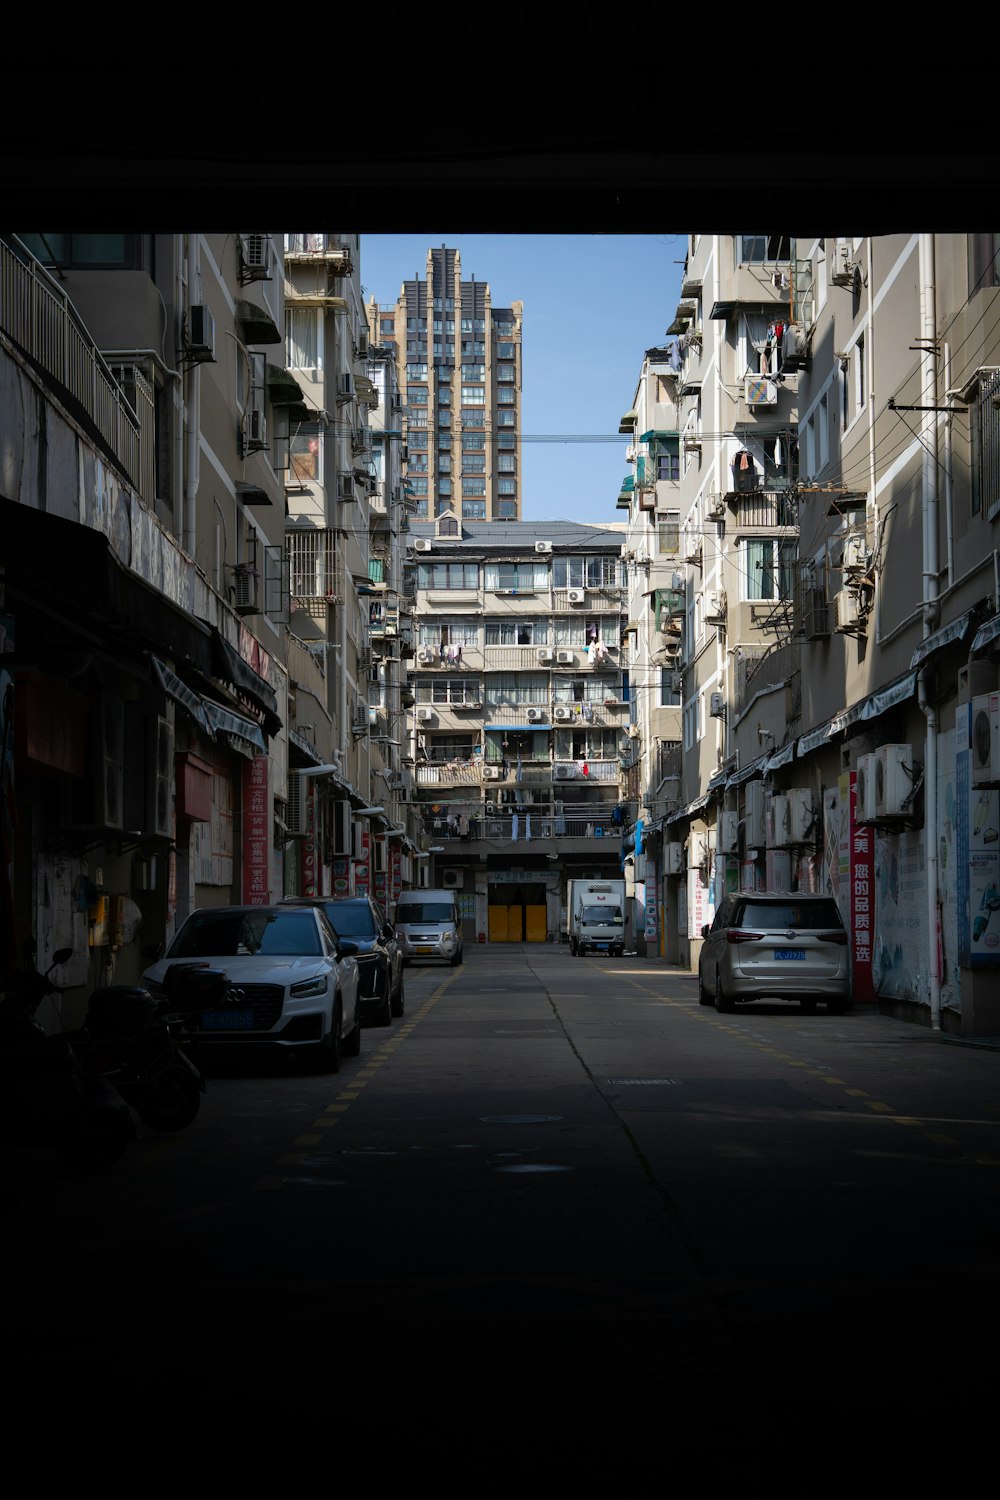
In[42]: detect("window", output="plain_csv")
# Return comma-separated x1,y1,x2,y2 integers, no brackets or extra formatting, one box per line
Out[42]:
380,318,394,335
486,620,549,645
485,672,547,705
553,556,620,589
420,618,481,646
461,387,485,405
438,456,452,474
553,676,619,705
286,308,320,373
462,409,485,427
463,478,486,496
461,364,486,381
498,455,516,472
485,561,549,591
497,341,515,358
660,669,681,707
657,442,680,482
409,386,428,406
739,235,794,263
429,680,481,707
656,512,680,556
496,500,518,519
552,615,618,647
683,696,702,749
497,409,516,427
971,369,1000,518
969,234,1000,294
289,425,322,484
406,364,428,381
408,478,428,496
438,479,452,496
743,539,797,601
497,365,516,383
438,412,451,428
462,454,486,474
498,479,516,495
498,388,516,405
417,562,480,590
17,233,151,270
462,499,486,519
438,516,459,537
498,431,516,450
408,429,428,450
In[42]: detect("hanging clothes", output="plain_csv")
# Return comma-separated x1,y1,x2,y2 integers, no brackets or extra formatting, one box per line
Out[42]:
516,753,523,784
732,448,758,493
525,814,532,842
586,642,597,666
511,813,519,843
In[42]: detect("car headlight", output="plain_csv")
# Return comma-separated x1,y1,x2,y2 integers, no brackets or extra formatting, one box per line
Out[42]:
290,975,329,999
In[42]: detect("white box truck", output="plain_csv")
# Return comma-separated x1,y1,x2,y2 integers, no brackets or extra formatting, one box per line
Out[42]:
567,879,627,956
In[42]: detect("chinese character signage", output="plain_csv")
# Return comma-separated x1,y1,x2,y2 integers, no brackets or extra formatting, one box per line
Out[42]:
301,777,317,897
839,770,875,1002
374,839,388,906
242,754,270,904
354,831,370,898
644,857,658,942
332,856,351,898
390,845,402,902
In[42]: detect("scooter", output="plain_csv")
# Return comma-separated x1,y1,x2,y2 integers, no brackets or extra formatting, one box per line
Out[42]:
0,947,134,1173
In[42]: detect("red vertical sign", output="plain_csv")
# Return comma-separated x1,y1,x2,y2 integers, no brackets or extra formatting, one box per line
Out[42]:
390,845,402,903
242,754,270,905
301,779,317,897
849,770,876,1003
373,838,388,907
332,856,351,898
355,830,370,897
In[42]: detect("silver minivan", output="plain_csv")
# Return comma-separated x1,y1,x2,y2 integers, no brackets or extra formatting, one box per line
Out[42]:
394,890,463,967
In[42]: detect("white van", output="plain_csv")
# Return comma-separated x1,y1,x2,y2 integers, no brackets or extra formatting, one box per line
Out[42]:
394,890,463,967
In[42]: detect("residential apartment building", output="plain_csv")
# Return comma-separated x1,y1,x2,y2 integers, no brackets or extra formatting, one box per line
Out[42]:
367,246,523,523
405,517,628,945
282,234,421,907
619,232,1000,1037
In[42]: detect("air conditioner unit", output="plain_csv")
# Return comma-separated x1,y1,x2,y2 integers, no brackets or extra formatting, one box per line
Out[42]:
233,566,259,613
352,701,370,734
337,473,354,502
707,590,727,619
625,444,636,462
770,793,792,848
537,648,555,664
239,234,272,282
788,787,816,843
842,532,869,576
417,648,435,664
390,393,403,411
719,811,739,854
553,706,573,722
414,538,432,553
442,869,463,889
875,744,917,818
338,372,354,401
709,691,725,718
246,408,267,451
802,587,831,640
835,591,861,632
781,323,810,371
666,842,684,875
832,242,858,288
556,650,575,664
535,540,553,554
660,639,681,660
416,707,435,723
972,692,1000,787
707,496,727,521
526,707,544,723
554,765,574,780
745,376,778,408
567,589,586,605
744,781,767,848
186,304,216,361
484,765,500,781
855,754,878,823
355,331,369,360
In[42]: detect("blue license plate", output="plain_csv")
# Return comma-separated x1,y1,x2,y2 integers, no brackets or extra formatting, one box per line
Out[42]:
774,949,805,961
200,1010,255,1030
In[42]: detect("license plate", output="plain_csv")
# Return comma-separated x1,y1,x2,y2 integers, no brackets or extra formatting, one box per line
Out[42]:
415,946,434,954
774,949,805,961
200,1010,255,1030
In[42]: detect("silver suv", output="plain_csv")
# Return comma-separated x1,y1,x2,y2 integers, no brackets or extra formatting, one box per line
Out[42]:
699,892,851,1015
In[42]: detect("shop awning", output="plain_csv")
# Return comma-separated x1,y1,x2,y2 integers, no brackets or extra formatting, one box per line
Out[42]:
727,754,768,787
485,724,553,732
619,408,638,434
210,627,281,734
266,365,309,406
151,657,213,737
204,701,267,755
764,741,797,771
234,299,282,345
797,670,919,757
909,610,974,668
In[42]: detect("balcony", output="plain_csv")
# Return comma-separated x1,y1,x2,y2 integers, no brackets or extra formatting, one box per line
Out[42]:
731,491,799,533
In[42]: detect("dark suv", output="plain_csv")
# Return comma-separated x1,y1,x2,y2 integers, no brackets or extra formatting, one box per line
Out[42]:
279,897,403,1027
698,892,851,1015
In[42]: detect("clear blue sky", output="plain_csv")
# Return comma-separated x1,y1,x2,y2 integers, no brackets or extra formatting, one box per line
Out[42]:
359,234,686,527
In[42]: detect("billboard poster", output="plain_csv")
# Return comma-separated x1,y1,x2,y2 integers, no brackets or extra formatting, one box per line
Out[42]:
332,855,351,898
958,703,1000,967
390,845,402,902
354,830,370,898
687,865,708,938
301,777,317,897
644,857,658,941
242,754,270,904
838,772,875,1003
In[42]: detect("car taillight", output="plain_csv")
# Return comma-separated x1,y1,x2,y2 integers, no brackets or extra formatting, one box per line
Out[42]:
817,931,848,944
726,929,763,944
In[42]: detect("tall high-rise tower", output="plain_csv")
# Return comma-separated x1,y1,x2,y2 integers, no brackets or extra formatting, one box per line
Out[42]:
368,245,523,523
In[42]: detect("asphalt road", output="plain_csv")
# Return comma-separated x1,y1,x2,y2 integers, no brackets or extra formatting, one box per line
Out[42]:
3,945,998,1453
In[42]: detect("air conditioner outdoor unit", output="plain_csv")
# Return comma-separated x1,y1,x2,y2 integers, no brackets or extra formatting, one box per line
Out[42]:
770,793,792,848
625,444,636,462
337,473,354,502
744,781,767,848
842,532,869,576
535,540,553,554
707,496,727,521
233,566,259,613
537,649,555,664
338,373,354,401
781,323,810,371
416,649,434,664
832,243,858,287
875,744,917,818
484,766,500,781
355,331,369,360
707,591,727,618
855,754,878,823
553,706,573,722
416,707,434,723
239,234,271,281
186,304,216,362
556,650,575,664
788,787,816,843
526,707,544,723
709,691,725,718
666,842,684,875
246,408,267,451
972,692,1000,786
719,811,739,854
567,589,586,605
745,376,778,408
802,588,831,640
414,538,432,553
390,393,403,411
554,765,574,780
442,870,463,889
835,591,861,632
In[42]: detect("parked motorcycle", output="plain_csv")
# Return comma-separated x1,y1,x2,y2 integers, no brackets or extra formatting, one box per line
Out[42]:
0,947,134,1173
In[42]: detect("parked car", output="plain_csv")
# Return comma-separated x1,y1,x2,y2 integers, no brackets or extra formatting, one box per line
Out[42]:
142,905,361,1071
698,892,851,1015
394,890,463,967
280,896,403,1027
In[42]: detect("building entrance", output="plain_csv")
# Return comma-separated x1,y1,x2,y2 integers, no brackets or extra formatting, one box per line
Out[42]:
487,882,547,942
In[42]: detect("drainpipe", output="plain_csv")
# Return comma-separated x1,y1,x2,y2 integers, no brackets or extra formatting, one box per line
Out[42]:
183,234,201,562
918,233,941,1031
943,343,955,590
